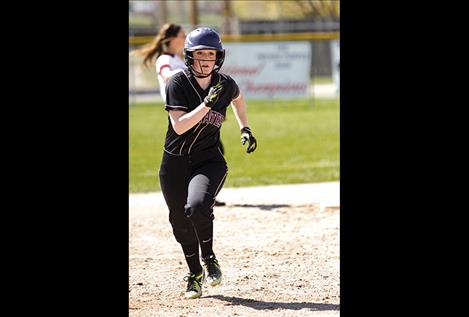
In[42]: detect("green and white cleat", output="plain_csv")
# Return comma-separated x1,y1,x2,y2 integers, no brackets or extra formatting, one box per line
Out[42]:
202,255,222,287
183,271,205,299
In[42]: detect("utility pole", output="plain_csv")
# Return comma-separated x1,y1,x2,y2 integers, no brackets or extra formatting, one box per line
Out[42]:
222,0,233,34
190,0,198,28
159,0,168,25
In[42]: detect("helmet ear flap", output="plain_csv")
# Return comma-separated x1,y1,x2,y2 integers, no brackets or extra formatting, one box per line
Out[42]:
184,49,194,67
215,50,225,69
211,49,225,74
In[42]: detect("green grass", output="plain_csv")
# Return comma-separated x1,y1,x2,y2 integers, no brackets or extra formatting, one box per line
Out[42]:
130,98,339,193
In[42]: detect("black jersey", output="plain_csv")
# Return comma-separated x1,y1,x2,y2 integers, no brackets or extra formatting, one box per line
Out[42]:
163,69,240,155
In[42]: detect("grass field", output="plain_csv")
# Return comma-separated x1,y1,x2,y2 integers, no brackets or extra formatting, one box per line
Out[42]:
130,97,339,193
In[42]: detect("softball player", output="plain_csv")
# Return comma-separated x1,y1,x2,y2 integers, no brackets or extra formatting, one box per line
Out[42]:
131,23,227,206
130,23,186,100
159,27,257,299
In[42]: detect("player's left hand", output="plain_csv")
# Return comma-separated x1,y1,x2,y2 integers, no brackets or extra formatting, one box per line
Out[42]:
241,127,257,153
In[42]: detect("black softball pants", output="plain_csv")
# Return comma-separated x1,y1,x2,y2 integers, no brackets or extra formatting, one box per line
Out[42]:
158,147,227,272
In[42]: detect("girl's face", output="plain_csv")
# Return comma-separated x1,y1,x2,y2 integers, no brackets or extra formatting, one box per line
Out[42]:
192,49,216,75
170,30,186,52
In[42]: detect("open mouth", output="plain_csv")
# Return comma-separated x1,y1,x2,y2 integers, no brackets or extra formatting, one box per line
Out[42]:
195,63,213,74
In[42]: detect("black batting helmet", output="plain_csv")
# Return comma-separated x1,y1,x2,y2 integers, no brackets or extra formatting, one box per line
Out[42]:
184,27,225,77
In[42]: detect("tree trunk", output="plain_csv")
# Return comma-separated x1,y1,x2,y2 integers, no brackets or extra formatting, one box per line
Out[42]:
222,0,233,34
190,0,198,28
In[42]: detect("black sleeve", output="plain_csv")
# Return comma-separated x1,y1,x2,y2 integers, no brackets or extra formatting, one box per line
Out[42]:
164,76,189,112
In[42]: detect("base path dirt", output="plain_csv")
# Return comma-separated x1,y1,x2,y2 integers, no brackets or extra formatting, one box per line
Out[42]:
129,182,340,316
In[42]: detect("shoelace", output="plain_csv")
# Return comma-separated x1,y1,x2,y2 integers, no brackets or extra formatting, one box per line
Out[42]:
183,274,200,291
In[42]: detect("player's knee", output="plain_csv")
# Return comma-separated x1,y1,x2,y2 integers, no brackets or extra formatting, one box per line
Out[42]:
172,226,197,245
168,213,198,245
184,202,214,226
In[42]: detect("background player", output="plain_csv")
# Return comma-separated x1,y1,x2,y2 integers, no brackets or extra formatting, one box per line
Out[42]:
130,23,186,100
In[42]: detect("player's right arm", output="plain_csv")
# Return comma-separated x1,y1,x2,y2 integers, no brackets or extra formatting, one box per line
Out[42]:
168,83,223,135
166,76,223,135
168,106,210,135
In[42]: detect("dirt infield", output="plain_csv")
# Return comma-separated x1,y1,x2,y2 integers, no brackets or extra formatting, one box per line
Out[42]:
129,182,340,316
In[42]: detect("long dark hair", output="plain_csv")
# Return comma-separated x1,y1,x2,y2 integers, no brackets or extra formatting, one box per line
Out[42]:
130,23,182,68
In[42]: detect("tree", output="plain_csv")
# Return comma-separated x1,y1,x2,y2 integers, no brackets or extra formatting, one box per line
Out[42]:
294,0,340,18
190,0,199,27
232,1,340,21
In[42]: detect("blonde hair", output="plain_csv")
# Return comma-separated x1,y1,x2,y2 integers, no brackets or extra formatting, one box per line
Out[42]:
130,23,182,68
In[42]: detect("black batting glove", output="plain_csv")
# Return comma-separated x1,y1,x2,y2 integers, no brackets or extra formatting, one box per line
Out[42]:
241,127,257,154
204,82,223,108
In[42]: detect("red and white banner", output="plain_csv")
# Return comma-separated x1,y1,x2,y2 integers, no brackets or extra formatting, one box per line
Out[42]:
223,42,312,99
